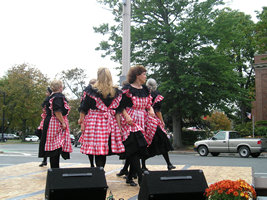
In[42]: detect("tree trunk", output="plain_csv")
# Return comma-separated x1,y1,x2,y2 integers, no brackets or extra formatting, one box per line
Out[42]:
240,102,247,123
172,113,183,149
22,119,27,141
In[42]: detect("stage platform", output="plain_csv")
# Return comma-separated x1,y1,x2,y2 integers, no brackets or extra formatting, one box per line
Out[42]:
0,162,253,200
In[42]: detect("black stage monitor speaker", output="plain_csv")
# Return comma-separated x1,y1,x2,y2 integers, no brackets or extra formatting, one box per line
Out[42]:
255,176,267,196
138,169,208,200
45,167,108,200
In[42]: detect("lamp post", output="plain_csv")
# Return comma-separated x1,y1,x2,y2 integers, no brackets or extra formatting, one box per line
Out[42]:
0,91,6,142
120,0,131,85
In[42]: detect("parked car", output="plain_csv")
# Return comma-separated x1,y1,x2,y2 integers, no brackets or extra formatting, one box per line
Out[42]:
25,135,39,142
70,134,75,145
194,130,267,158
6,133,19,140
0,133,8,142
74,132,82,147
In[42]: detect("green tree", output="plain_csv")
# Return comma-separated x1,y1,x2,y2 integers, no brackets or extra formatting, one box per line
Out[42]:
58,67,88,134
0,64,49,139
94,0,243,148
255,7,267,53
68,99,81,136
211,9,256,124
58,67,87,99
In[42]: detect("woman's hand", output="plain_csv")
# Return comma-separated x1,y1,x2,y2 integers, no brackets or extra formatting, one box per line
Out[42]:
148,107,155,118
80,123,85,132
125,115,133,125
61,122,67,130
78,118,83,125
122,109,133,125
78,112,85,125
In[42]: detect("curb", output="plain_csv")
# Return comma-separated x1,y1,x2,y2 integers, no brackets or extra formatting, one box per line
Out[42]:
170,150,267,157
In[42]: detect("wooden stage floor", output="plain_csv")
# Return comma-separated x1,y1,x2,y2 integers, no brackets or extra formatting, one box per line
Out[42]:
0,162,253,200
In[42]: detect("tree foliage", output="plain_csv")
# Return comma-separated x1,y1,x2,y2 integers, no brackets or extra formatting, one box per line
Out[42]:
58,67,89,134
255,7,267,54
67,99,81,136
94,0,259,148
58,67,87,99
205,111,231,131
0,64,49,138
211,9,256,123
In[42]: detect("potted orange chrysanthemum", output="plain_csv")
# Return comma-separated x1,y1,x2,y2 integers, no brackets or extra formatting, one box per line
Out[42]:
205,179,257,200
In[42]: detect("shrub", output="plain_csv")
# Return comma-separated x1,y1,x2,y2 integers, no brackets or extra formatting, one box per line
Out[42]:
205,179,256,200
255,126,267,138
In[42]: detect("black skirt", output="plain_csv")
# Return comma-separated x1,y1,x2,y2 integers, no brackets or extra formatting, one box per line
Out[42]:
120,131,148,159
45,148,70,160
144,126,173,159
38,116,50,158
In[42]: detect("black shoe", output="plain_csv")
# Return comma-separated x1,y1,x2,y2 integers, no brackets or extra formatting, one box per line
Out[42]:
39,162,47,167
167,164,176,170
126,178,137,186
116,170,128,177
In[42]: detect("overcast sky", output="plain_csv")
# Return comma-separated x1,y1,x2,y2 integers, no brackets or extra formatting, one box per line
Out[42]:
0,0,266,84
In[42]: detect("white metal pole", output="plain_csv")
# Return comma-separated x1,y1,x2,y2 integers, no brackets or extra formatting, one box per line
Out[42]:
120,0,131,85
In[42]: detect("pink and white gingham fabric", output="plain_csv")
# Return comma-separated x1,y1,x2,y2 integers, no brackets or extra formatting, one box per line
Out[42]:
79,93,125,155
37,108,46,130
45,97,72,153
120,89,158,146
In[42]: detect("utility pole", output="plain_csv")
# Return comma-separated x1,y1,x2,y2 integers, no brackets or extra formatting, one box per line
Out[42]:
120,0,131,85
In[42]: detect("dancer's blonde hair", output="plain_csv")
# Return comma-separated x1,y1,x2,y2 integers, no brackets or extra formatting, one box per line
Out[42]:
50,80,63,92
93,67,116,98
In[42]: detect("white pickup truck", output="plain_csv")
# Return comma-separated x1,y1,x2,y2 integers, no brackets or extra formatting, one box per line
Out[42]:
194,131,267,158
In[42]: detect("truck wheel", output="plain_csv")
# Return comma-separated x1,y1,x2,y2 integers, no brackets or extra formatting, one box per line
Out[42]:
198,146,209,156
211,152,220,156
238,146,250,158
251,153,261,158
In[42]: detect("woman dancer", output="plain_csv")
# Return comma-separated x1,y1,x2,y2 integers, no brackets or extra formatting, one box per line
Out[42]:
42,80,72,168
37,87,52,167
119,65,158,186
79,78,97,168
141,78,175,171
78,68,125,168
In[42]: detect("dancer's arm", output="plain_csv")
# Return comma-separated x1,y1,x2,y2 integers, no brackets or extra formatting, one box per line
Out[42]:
78,112,86,132
147,106,155,118
122,109,133,125
55,111,66,130
156,111,165,127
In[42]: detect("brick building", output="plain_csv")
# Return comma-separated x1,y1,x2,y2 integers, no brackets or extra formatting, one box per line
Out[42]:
253,54,267,121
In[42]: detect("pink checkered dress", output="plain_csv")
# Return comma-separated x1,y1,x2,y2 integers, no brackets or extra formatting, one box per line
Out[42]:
45,97,73,153
120,88,158,146
37,108,46,130
152,94,167,134
79,93,125,155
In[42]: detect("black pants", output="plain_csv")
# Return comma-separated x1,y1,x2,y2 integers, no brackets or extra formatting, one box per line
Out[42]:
128,154,142,181
90,155,106,168
50,154,60,168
